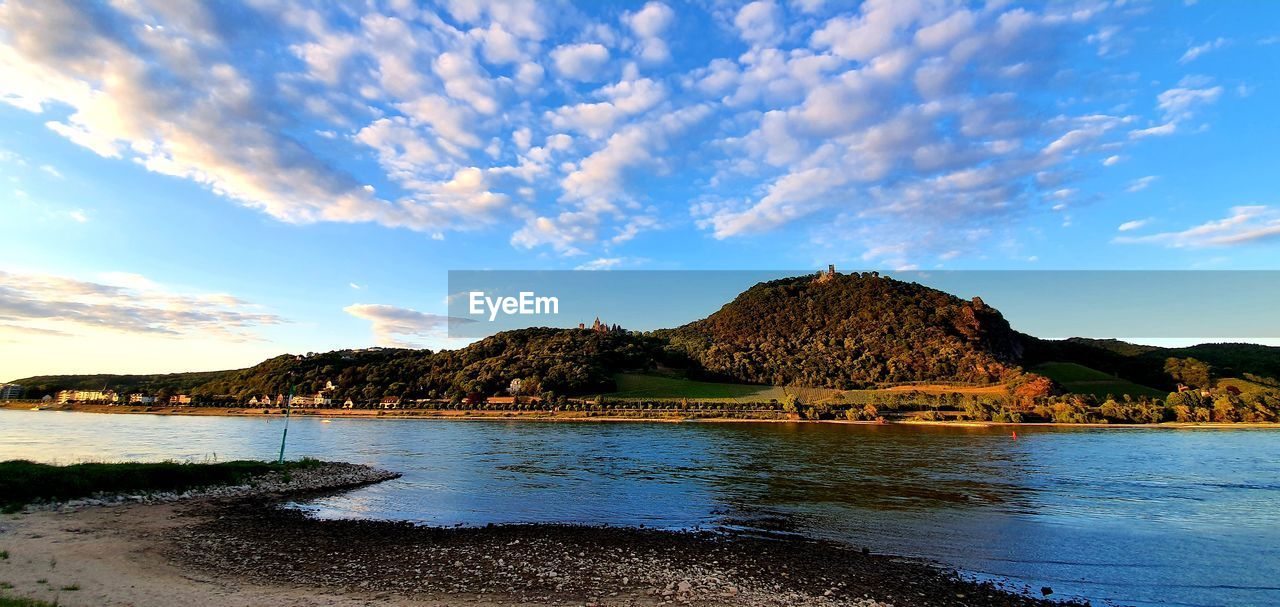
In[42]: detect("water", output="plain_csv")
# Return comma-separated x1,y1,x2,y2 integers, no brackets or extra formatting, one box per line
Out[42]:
3,410,1278,606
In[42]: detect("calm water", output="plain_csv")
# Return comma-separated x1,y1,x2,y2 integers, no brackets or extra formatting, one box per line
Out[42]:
3,410,1278,607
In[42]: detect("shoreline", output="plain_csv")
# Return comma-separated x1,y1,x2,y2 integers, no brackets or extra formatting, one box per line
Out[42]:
5,401,1278,429
0,472,1080,607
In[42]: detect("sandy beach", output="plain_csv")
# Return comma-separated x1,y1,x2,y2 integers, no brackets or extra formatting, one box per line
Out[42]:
0,463,1076,607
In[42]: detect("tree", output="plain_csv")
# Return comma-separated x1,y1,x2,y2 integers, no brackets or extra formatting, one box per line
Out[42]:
1165,357,1212,389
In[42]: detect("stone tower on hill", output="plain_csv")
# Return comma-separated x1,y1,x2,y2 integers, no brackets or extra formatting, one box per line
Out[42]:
815,264,837,283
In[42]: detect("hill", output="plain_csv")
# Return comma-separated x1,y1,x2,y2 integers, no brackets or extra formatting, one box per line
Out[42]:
14,370,236,400
10,329,674,402
12,271,1280,402
1031,362,1165,399
661,271,1024,389
1024,337,1280,392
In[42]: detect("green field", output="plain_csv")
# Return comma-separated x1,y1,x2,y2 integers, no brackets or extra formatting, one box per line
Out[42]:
1216,376,1280,396
604,373,843,403
1033,362,1166,398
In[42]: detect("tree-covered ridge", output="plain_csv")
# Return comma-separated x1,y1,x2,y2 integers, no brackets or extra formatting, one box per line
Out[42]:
1023,337,1280,392
189,328,670,401
11,271,1280,408
662,272,1024,389
15,370,235,399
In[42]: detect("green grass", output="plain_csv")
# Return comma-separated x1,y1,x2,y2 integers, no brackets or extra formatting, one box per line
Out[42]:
1216,376,1280,396
1034,362,1166,399
0,596,59,607
604,373,845,403
0,458,322,513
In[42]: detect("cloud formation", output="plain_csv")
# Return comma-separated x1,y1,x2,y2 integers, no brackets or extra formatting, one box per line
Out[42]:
0,0,1240,267
1114,206,1280,248
0,270,281,340
343,303,469,347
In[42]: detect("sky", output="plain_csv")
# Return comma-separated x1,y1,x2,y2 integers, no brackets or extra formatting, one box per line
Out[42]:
1,0,1278,379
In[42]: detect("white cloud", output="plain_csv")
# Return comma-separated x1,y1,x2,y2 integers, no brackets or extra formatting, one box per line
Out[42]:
1157,83,1222,123
0,269,281,340
546,78,667,139
514,105,710,253
623,2,675,63
343,303,461,347
1179,37,1229,63
551,43,610,81
67,209,89,223
1129,122,1177,138
0,0,1226,266
1126,175,1158,192
735,1,784,47
1103,155,1123,166
472,23,524,65
575,257,622,270
0,0,472,235
1117,218,1150,232
1114,206,1280,248
434,50,501,115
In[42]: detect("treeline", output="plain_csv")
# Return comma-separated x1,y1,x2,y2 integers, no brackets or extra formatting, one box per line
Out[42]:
663,273,1024,389
16,370,234,400
1024,337,1280,392
192,328,672,402
721,385,1280,424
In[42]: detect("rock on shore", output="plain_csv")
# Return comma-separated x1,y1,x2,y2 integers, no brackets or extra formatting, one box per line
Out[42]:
23,461,400,513
170,503,1082,607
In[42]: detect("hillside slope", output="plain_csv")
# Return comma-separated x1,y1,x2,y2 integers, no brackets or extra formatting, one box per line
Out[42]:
662,272,1025,389
1024,337,1280,392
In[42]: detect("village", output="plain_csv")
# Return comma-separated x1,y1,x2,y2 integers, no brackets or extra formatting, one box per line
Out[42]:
34,382,547,411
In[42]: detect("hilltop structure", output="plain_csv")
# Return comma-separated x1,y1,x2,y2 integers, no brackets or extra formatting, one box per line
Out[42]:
815,264,837,283
577,316,616,334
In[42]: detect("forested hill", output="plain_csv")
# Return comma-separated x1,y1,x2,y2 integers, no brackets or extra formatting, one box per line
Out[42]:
188,329,671,401
13,271,1280,400
660,272,1026,389
14,329,672,401
1023,337,1280,392
15,370,236,399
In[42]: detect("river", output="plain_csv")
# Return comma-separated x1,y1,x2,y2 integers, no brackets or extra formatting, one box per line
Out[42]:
2,409,1277,606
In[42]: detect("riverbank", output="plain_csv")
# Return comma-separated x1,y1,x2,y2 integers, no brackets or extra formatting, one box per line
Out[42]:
6,401,1277,429
1,496,1078,607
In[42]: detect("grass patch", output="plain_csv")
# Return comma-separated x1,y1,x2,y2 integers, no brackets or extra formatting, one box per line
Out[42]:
0,596,59,607
604,373,847,403
1216,377,1280,397
607,372,779,400
0,458,323,513
1034,362,1166,399
604,373,996,405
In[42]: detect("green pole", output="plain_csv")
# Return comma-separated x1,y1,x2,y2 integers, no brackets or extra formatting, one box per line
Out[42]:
277,382,294,464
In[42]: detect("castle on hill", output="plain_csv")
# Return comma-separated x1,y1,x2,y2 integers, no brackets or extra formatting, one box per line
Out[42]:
578,316,616,333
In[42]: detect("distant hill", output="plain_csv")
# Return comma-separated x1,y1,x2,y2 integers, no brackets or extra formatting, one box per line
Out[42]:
661,272,1025,389
13,329,671,401
13,271,1280,401
1023,337,1280,392
1031,362,1166,399
15,370,235,399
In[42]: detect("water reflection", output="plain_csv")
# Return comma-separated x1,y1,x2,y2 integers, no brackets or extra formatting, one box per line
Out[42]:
2,410,1278,607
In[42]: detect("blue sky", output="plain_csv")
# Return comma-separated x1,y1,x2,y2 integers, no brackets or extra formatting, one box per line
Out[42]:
1,0,1278,378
